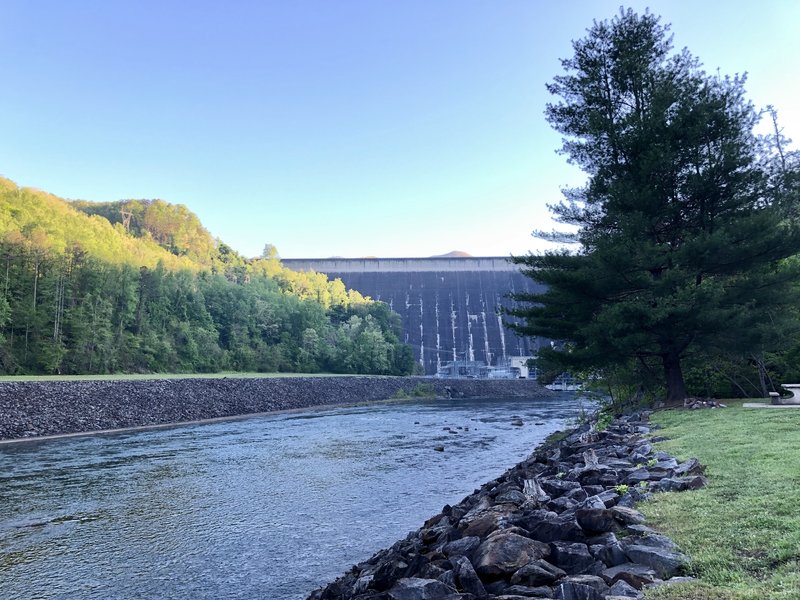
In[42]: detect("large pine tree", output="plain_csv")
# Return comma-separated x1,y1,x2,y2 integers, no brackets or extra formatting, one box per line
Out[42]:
511,9,800,404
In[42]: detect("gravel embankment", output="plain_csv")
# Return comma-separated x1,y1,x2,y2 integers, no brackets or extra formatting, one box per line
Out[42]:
0,376,554,441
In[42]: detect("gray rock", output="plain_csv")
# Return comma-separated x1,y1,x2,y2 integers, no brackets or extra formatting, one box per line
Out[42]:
624,468,651,485
614,493,638,508
582,485,604,496
418,563,449,580
484,580,510,595
654,476,707,492
436,570,456,588
539,478,582,497
371,552,410,590
608,579,642,597
554,581,604,600
547,496,578,513
575,468,610,486
577,495,607,511
610,506,646,525
496,489,529,505
559,574,609,594
624,545,687,578
548,541,596,574
563,487,588,502
442,536,481,559
575,508,616,533
596,490,620,508
510,559,566,586
633,443,652,456
589,535,627,567
473,531,550,578
522,514,586,543
621,533,678,552
625,524,656,536
353,575,374,594
451,556,486,596
654,458,679,469
600,563,658,588
387,578,461,600
674,458,704,476
460,506,512,538
492,481,522,497
504,584,555,597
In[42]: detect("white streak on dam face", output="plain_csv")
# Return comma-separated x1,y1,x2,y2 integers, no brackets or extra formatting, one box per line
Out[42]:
467,312,477,362
482,309,491,365
435,293,441,372
280,257,542,374
450,294,457,362
497,310,507,361
418,295,424,368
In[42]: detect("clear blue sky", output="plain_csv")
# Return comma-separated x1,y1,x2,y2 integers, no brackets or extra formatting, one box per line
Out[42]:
2,1,798,259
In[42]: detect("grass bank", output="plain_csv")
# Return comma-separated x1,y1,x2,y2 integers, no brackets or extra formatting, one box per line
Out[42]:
643,401,800,599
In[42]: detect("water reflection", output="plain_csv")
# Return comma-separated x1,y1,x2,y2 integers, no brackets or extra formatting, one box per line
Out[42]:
0,395,586,599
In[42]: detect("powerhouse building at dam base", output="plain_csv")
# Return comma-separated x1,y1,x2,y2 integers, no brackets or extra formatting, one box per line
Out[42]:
282,256,547,377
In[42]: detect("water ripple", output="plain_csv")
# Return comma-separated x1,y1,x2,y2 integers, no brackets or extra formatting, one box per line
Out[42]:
0,394,587,599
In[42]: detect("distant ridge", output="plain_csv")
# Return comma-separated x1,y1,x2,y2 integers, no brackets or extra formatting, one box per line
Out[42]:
431,250,472,258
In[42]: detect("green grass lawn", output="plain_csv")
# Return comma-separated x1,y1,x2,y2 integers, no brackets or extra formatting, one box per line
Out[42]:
0,372,360,382
644,401,800,599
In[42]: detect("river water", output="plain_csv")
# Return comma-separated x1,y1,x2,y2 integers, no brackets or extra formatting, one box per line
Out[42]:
0,394,587,599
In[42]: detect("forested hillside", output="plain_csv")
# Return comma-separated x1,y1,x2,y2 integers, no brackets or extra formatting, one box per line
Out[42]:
0,177,415,375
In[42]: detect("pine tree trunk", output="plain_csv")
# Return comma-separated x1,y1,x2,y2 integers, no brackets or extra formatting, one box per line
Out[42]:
663,351,688,405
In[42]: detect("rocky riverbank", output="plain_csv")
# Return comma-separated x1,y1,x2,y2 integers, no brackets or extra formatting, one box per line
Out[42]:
0,376,553,441
310,412,705,600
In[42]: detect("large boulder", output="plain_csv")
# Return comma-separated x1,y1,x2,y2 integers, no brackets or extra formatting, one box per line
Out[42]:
473,531,550,579
539,478,582,497
509,559,566,586
559,575,609,595
588,533,627,567
624,545,687,578
600,563,659,588
624,468,651,485
519,514,586,543
610,506,645,526
608,578,643,597
504,584,556,598
442,536,481,559
371,552,411,591
387,578,461,600
653,476,707,492
674,458,705,476
460,505,516,538
451,555,486,596
554,579,606,600
548,541,597,574
575,508,616,533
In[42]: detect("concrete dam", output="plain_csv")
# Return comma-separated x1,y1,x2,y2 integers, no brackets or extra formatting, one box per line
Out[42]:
282,257,546,375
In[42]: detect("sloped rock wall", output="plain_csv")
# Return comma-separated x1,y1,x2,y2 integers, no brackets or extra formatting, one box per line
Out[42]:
310,412,704,600
0,376,553,441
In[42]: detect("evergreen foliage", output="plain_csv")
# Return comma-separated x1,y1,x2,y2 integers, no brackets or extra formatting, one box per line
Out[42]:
0,177,415,375
511,10,800,404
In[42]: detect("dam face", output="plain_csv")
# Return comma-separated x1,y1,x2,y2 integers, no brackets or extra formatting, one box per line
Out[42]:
282,257,545,375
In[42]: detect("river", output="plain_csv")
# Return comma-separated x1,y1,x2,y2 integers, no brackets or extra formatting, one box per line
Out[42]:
0,394,587,599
